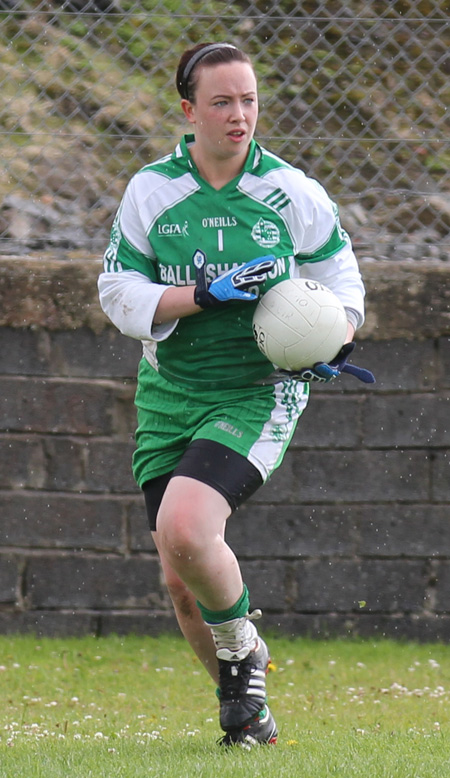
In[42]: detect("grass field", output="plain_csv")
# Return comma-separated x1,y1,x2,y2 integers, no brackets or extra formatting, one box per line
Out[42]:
1,633,450,777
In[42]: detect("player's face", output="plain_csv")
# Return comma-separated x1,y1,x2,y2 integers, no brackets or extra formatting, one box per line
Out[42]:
182,61,258,166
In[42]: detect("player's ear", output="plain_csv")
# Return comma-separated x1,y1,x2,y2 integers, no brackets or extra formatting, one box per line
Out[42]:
181,99,196,124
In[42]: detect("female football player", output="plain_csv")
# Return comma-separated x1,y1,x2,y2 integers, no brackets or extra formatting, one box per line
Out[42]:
98,42,373,747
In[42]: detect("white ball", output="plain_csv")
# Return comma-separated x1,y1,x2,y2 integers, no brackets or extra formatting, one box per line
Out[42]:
252,278,348,370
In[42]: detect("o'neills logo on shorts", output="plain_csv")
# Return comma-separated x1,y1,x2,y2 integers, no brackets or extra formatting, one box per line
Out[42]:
214,420,243,438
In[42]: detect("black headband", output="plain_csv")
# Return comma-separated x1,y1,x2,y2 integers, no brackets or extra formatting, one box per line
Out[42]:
180,43,238,99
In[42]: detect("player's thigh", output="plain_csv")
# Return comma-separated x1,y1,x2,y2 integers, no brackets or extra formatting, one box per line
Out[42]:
143,440,263,533
156,475,231,548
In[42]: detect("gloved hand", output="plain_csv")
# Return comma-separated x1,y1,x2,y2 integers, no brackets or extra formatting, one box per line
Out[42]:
193,249,276,309
282,342,376,384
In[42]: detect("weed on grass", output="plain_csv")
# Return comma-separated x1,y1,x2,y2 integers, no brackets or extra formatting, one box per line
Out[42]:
1,634,450,777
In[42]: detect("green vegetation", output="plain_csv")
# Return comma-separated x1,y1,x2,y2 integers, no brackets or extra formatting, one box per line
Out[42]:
0,0,249,201
0,1,448,241
1,634,450,776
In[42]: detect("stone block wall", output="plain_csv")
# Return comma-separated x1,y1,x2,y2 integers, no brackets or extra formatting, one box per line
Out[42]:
0,256,449,640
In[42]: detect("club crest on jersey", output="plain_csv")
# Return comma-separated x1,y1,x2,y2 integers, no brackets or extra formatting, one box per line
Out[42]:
251,218,280,248
157,220,189,237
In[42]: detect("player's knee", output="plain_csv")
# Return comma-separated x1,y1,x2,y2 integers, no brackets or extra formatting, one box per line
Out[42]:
157,507,204,563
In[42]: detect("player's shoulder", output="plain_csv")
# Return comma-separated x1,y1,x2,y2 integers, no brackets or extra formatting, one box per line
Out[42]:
255,145,332,206
254,144,297,175
133,152,178,182
256,145,320,186
133,134,193,181
126,148,192,201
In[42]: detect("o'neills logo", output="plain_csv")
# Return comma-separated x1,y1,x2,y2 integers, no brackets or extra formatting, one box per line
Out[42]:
157,220,189,237
202,216,238,228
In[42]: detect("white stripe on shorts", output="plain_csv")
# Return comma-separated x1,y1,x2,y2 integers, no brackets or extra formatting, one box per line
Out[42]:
247,379,309,481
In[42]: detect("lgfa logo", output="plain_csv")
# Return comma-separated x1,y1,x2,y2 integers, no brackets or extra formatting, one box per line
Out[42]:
157,220,189,237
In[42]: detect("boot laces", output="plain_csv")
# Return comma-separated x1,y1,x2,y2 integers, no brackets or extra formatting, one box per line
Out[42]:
211,609,262,654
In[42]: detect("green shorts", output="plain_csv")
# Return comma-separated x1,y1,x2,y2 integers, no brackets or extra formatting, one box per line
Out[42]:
132,358,309,489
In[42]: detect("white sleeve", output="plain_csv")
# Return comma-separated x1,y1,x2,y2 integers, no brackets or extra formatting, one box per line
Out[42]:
97,269,179,341
265,168,365,328
299,241,366,329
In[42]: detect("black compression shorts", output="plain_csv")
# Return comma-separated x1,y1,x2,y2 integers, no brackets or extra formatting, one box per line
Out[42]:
142,438,263,532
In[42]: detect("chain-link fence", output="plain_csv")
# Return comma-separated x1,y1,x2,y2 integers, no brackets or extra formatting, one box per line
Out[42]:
0,0,449,259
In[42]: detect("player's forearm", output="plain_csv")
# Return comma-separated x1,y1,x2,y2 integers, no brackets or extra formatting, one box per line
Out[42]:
153,285,202,324
98,270,180,341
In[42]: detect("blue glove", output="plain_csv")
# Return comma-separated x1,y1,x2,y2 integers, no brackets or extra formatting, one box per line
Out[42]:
283,343,376,384
193,249,276,308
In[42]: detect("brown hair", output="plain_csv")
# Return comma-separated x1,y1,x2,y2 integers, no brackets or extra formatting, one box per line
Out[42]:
176,43,253,103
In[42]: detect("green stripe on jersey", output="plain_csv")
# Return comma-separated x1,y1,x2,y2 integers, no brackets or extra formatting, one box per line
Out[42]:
263,188,291,211
296,222,348,264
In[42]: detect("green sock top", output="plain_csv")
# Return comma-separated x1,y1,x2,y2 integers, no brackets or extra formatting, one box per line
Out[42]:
197,584,250,625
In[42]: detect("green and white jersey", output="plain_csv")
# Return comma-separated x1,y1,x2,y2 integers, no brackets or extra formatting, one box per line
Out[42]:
99,134,365,389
